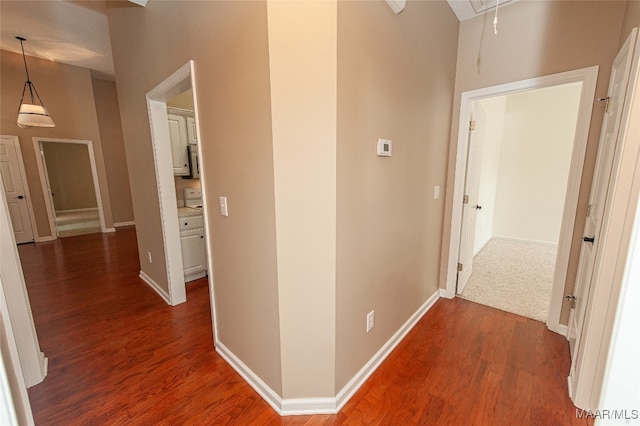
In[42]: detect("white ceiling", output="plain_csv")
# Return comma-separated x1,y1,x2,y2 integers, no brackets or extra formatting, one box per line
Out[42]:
0,1,115,79
0,0,516,81
447,0,520,21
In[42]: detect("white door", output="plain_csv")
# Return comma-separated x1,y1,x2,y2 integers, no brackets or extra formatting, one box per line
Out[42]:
0,136,35,243
457,103,486,293
568,28,639,407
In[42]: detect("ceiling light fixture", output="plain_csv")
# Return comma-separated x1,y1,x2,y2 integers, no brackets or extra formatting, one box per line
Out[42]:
15,36,55,129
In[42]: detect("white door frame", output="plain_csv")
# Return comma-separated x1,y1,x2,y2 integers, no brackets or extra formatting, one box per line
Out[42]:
32,138,108,238
569,27,640,410
145,60,215,318
0,172,47,390
444,66,599,334
0,135,38,242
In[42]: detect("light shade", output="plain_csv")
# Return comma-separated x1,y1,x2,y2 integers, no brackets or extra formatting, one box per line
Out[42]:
385,0,406,14
17,104,55,128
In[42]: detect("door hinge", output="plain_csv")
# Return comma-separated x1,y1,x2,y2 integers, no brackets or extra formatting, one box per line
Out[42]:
469,120,476,131
463,195,469,204
457,263,463,272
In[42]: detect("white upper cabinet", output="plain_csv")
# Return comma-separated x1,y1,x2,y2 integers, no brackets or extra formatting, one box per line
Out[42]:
167,107,197,176
168,113,189,176
186,117,197,145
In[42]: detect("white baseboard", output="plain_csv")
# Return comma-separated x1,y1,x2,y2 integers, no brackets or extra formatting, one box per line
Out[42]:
114,221,135,228
215,341,285,415
214,289,442,416
333,289,441,414
557,324,568,337
139,271,171,305
492,235,558,246
103,227,116,233
38,352,48,385
35,235,56,242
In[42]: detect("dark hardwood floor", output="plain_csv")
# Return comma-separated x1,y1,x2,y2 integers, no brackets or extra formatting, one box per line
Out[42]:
19,228,589,425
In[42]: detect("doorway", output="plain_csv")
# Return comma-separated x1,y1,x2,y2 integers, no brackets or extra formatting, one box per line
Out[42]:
145,60,213,312
33,138,108,238
458,83,582,322
445,66,599,334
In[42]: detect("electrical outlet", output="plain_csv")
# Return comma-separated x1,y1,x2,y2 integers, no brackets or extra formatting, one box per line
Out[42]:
367,310,375,333
147,251,153,263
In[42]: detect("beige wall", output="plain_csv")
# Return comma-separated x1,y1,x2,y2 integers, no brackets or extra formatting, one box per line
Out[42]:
493,84,582,243
107,1,283,395
92,77,134,225
620,0,640,47
440,1,627,325
336,0,459,390
108,0,458,400
0,49,115,237
41,142,97,212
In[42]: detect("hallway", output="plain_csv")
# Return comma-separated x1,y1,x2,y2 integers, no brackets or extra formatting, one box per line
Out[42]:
19,229,588,424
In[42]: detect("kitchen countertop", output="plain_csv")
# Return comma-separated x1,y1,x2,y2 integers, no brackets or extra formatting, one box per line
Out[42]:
177,207,203,218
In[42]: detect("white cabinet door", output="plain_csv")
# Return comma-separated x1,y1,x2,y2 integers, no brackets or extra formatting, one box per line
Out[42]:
186,117,197,145
180,231,207,278
168,114,189,176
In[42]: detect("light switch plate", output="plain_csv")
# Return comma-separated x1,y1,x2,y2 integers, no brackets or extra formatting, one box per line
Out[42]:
219,196,228,216
377,139,392,157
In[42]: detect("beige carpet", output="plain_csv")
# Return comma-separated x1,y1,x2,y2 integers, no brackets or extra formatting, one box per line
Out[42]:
459,238,557,322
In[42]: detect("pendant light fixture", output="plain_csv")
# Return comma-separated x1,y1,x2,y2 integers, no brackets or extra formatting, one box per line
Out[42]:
15,36,55,128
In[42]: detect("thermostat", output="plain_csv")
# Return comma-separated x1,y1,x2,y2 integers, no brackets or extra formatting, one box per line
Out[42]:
377,138,392,157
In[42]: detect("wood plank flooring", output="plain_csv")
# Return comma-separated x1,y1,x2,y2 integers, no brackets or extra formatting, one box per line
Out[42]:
19,228,590,425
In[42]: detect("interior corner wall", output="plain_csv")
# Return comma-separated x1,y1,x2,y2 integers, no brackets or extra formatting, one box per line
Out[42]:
106,1,283,396
0,49,115,237
440,0,627,326
267,0,337,399
92,77,135,224
335,0,459,391
474,96,507,254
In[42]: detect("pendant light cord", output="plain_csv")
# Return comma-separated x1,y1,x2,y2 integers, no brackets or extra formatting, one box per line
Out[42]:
17,37,31,83
16,36,36,104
